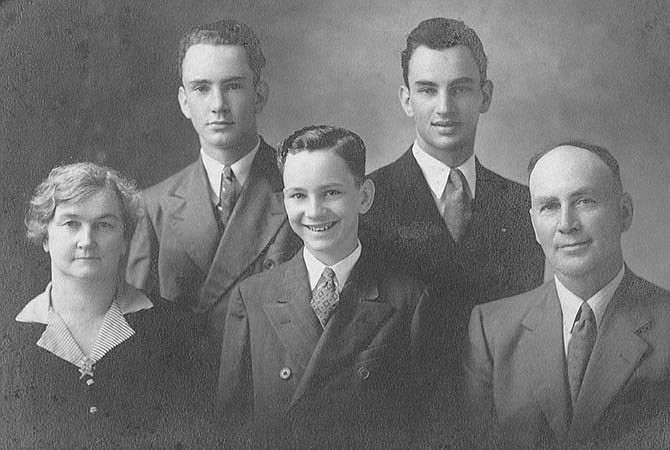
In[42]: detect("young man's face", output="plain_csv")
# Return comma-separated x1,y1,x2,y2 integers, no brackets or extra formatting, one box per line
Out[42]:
530,146,633,294
400,45,492,167
178,44,267,160
282,149,374,266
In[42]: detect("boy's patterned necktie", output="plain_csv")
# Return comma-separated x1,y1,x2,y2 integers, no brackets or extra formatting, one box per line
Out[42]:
311,267,339,328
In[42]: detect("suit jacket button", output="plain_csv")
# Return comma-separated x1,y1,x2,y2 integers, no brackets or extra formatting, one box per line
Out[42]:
280,367,291,380
264,259,276,270
358,367,370,380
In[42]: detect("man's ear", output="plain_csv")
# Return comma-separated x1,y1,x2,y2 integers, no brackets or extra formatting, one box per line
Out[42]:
619,192,634,232
480,79,493,114
398,85,414,118
178,86,191,119
358,179,375,214
254,80,269,114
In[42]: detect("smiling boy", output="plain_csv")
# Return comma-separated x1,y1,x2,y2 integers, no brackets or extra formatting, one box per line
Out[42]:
217,125,437,448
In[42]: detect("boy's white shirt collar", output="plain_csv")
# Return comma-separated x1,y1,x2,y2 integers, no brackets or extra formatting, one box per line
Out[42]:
412,141,476,200
200,137,260,203
303,240,362,293
555,264,625,356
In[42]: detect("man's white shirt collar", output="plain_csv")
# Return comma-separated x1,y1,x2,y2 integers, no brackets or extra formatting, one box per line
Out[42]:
303,241,362,293
412,141,476,201
200,137,260,203
556,265,625,355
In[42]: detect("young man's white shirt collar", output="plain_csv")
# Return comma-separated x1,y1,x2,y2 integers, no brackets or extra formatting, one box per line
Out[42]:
556,265,625,356
303,240,362,293
412,141,476,216
201,136,260,205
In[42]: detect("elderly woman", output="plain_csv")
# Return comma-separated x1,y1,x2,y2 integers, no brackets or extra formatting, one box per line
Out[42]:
1,163,207,448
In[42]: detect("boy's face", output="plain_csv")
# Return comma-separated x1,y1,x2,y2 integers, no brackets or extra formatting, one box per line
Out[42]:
283,149,374,266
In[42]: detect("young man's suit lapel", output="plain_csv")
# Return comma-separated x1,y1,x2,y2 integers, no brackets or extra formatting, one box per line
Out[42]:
199,140,289,314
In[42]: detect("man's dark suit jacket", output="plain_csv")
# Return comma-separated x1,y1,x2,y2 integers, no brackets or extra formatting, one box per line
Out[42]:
362,150,544,367
464,270,670,449
218,247,437,449
126,138,301,347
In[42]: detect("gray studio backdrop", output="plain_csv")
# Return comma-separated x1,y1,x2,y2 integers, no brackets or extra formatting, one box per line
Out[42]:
1,0,668,324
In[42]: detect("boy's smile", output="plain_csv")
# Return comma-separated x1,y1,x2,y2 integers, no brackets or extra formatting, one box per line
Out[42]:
282,149,374,266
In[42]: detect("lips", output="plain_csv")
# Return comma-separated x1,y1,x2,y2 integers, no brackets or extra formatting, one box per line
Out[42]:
304,221,337,232
557,240,591,250
432,120,460,127
208,120,234,126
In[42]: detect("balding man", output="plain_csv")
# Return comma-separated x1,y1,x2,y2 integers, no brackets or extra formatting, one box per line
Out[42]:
463,142,670,448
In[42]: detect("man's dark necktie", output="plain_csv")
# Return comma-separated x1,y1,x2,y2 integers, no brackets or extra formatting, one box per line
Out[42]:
217,166,239,227
311,267,339,328
567,302,597,408
443,168,472,243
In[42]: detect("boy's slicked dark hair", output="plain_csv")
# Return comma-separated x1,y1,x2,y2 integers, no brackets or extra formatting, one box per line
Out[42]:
277,125,367,185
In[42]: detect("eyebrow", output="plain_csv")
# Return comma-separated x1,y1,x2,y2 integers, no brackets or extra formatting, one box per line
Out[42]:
56,213,121,221
186,76,248,86
413,77,476,87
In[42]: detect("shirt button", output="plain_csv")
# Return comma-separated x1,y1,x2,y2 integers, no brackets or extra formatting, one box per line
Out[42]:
358,367,370,380
279,367,291,380
264,259,276,270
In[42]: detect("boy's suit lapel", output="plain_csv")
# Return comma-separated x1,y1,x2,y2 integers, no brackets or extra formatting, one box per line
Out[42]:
263,253,323,373
288,251,395,408
165,160,220,274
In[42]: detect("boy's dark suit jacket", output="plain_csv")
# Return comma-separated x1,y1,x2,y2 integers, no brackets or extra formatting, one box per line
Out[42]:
218,247,438,449
125,138,301,346
464,269,670,449
362,149,544,370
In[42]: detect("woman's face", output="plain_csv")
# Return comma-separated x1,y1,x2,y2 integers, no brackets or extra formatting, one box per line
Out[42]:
44,188,126,282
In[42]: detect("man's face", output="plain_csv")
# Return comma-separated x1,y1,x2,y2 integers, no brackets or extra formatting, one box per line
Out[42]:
529,146,633,291
282,149,374,266
178,44,267,159
400,45,492,166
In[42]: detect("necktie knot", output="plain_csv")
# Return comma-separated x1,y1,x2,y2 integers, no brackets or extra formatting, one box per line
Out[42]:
311,268,339,328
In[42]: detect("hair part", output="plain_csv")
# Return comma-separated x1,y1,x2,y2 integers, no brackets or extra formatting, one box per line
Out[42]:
528,140,624,194
25,162,141,247
401,17,487,88
177,19,266,85
277,125,367,185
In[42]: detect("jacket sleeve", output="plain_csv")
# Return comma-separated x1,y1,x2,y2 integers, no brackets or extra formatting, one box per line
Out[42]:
125,198,159,298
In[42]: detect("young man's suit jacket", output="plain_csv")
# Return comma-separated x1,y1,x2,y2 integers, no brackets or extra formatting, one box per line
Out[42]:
126,138,301,346
464,269,670,449
362,149,544,370
218,247,437,449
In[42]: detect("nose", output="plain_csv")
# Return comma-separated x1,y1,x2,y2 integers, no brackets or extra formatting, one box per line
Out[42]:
305,197,323,218
557,205,579,234
210,87,229,113
436,89,454,115
76,225,95,248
